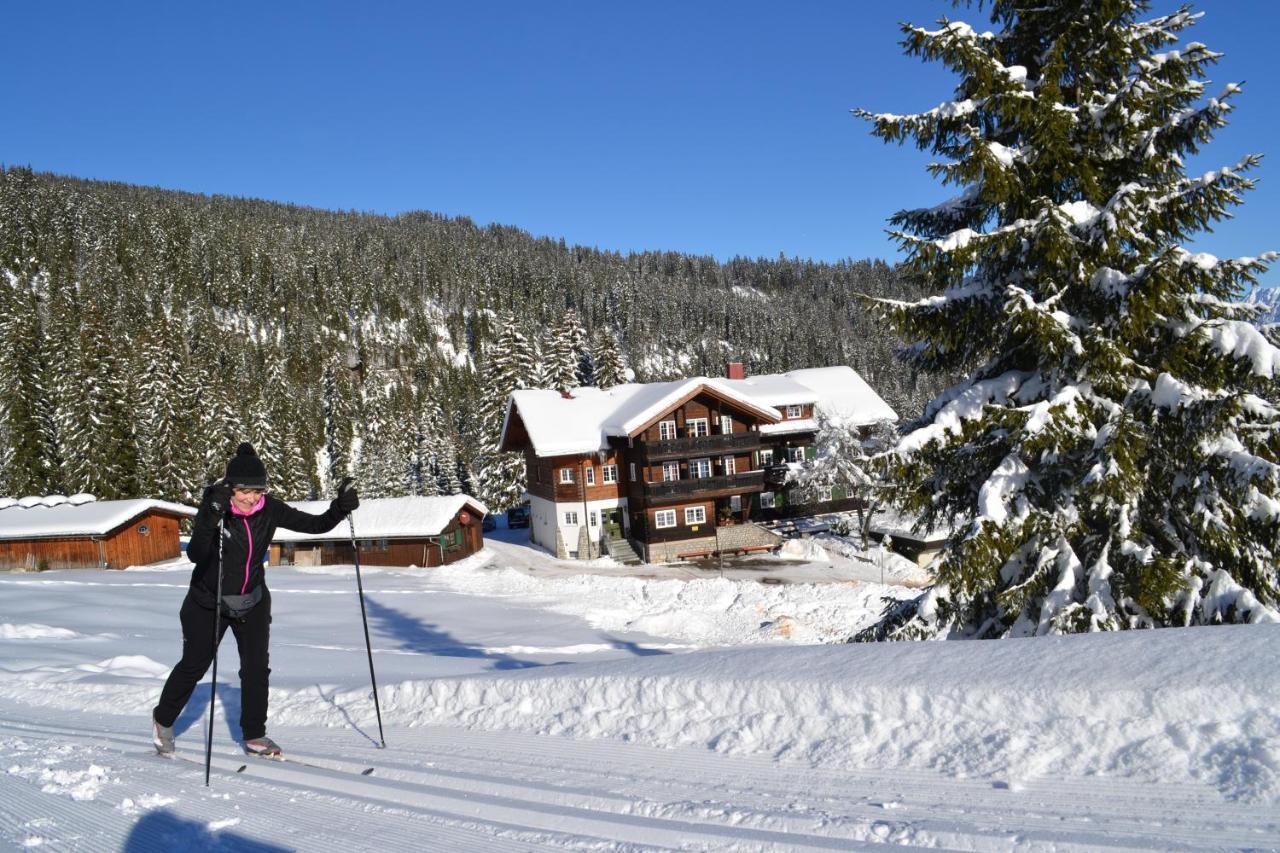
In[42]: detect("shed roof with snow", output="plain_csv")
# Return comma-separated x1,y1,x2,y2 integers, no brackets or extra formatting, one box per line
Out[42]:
270,495,489,543
0,497,197,540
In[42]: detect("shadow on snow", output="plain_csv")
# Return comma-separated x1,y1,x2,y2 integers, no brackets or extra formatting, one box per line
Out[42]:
123,809,291,852
363,597,540,670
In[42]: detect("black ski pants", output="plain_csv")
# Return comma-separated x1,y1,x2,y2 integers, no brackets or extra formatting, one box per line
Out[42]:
153,589,272,741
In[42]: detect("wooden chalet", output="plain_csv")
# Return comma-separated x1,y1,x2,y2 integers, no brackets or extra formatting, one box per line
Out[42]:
0,495,196,570
500,364,897,563
269,495,488,568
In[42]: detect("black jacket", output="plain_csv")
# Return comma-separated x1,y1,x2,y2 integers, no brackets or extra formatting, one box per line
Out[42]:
187,492,347,605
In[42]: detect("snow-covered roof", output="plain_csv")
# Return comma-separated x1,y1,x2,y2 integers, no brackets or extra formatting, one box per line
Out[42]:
271,495,489,542
504,378,782,457
724,367,899,424
759,417,818,436
867,509,957,544
0,498,196,540
503,366,897,457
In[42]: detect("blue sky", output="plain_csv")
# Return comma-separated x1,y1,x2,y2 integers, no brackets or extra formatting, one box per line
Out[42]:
6,1,1277,286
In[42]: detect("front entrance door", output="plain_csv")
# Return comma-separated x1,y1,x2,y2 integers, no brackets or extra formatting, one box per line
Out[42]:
601,508,624,539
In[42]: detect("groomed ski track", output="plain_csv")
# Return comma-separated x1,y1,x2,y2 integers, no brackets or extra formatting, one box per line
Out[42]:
2,717,1274,851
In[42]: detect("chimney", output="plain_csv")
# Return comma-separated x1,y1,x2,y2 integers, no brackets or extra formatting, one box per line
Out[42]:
726,362,746,380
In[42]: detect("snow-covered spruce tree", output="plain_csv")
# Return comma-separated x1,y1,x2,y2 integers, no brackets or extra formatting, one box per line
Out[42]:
134,316,193,501
541,309,587,392
592,327,630,388
475,314,535,509
0,277,63,496
68,303,139,498
791,414,896,548
321,356,357,496
856,2,1279,639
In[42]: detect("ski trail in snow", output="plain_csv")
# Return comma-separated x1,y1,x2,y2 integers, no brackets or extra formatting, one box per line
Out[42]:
3,716,1276,851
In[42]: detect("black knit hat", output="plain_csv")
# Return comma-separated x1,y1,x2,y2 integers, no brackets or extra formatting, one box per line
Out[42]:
225,442,268,489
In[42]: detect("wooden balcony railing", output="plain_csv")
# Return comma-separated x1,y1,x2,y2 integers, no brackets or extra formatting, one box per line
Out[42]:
637,470,765,501
636,431,761,463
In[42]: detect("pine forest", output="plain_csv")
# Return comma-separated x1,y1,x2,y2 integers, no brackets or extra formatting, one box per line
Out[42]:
0,168,937,510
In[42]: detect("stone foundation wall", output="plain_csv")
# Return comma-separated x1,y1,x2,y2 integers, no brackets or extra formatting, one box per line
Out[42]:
644,535,718,564
716,523,783,553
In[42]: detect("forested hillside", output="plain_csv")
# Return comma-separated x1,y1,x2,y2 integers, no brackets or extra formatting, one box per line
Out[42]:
0,166,936,508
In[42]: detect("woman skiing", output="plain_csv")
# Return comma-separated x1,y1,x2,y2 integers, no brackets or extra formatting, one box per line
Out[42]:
152,442,360,757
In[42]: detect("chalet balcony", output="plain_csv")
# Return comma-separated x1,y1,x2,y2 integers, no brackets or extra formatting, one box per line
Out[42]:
638,470,765,502
636,431,761,463
763,464,791,487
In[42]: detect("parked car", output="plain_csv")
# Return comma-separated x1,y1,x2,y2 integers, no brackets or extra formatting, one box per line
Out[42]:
481,514,497,532
506,506,530,528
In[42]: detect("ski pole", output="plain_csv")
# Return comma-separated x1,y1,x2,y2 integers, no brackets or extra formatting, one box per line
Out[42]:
205,513,224,787
345,484,386,748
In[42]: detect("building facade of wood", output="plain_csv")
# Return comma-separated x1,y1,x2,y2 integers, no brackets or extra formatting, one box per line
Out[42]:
268,495,488,568
501,364,897,563
0,497,196,570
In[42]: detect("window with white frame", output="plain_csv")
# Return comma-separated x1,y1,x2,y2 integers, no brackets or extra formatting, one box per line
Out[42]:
655,509,677,529
785,404,803,419
723,455,736,475
684,506,706,525
719,414,734,434
559,468,575,484
687,418,709,437
788,446,806,463
629,462,636,481
589,511,598,527
730,495,742,511
758,448,773,466
584,466,596,486
689,458,711,479
602,464,618,484
658,420,677,440
662,461,680,481
760,492,775,508
564,511,579,525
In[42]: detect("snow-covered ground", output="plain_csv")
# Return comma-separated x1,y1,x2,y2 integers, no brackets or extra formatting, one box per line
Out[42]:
1,532,1277,850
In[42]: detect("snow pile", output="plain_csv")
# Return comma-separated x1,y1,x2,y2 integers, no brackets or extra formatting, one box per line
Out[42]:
778,538,829,562
0,623,83,640
811,535,931,585
282,624,1280,804
425,560,903,646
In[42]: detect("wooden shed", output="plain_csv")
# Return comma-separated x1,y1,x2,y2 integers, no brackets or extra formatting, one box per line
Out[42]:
269,495,489,568
0,495,197,570
868,509,954,570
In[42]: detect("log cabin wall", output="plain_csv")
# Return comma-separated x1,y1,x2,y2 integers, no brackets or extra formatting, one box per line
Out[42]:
0,537,101,570
274,511,485,568
0,510,187,570
102,512,185,569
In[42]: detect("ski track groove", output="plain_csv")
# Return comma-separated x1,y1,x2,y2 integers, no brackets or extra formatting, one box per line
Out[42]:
306,732,1277,851
323,729,1273,834
3,716,1278,851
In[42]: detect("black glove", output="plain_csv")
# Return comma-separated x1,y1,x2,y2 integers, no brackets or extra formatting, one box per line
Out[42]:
333,477,359,515
203,481,231,521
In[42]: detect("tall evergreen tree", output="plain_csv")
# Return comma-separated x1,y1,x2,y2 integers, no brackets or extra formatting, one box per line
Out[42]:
542,309,586,392
70,302,139,498
592,327,629,388
134,315,191,500
475,314,536,509
321,356,357,496
0,280,57,495
858,2,1279,640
